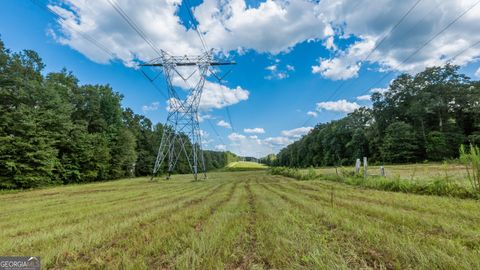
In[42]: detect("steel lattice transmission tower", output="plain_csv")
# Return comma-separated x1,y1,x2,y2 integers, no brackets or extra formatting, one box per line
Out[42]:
142,50,234,180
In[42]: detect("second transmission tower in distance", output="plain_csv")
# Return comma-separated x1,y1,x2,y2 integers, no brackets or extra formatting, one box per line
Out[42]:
142,50,235,180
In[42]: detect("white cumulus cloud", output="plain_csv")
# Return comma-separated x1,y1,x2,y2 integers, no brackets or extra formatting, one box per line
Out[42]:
265,65,277,71
264,136,292,147
228,132,246,141
50,0,331,61
281,127,313,138
142,101,160,112
198,113,214,122
225,132,290,158
217,120,232,129
264,63,294,80
316,100,360,113
199,82,249,110
49,0,480,85
356,95,371,101
196,0,331,54
370,87,389,94
475,67,480,78
314,0,480,79
307,111,318,117
312,39,373,80
244,127,265,134
215,144,227,151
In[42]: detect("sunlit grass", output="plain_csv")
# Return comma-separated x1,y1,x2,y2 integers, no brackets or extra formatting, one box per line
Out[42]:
2,171,480,269
224,161,267,171
304,163,469,185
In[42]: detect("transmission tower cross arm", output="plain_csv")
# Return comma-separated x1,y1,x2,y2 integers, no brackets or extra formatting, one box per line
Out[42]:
209,61,236,66
140,61,236,67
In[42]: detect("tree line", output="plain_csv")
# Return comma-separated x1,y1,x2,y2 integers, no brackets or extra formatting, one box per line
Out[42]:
270,64,480,167
0,39,236,189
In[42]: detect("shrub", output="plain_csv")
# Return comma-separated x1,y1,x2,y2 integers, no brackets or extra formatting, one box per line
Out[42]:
460,144,480,193
269,167,318,181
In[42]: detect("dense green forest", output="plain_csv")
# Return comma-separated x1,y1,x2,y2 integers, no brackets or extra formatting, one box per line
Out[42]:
272,65,480,167
0,39,236,189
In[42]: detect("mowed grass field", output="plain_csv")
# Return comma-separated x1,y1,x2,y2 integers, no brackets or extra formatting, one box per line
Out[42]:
1,171,480,269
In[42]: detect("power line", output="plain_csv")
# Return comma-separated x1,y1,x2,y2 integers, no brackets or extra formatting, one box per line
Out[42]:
138,69,169,100
323,0,425,102
296,0,426,128
181,0,237,133
34,0,233,170
31,0,169,104
106,0,163,57
207,68,237,132
365,0,424,61
183,0,208,53
299,0,479,127
30,0,116,58
206,118,227,146
355,0,480,98
326,1,440,105
449,39,480,63
107,0,237,139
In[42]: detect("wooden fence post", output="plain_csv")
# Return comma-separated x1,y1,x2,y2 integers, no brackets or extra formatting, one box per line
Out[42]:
363,157,367,178
355,159,361,175
380,166,386,177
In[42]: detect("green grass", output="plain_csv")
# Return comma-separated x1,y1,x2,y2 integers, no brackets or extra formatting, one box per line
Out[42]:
305,163,470,186
269,163,480,199
223,161,267,171
271,166,479,199
2,171,480,269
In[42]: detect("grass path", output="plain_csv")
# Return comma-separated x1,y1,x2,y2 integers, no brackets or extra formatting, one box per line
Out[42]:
1,171,480,269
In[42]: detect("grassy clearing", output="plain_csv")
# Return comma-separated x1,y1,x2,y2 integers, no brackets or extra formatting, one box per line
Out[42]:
2,171,480,269
308,163,469,186
270,163,479,199
223,161,267,171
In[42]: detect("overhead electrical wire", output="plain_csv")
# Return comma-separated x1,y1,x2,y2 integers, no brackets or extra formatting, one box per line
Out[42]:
326,0,441,104
105,0,236,147
30,0,169,101
355,0,480,98
364,0,424,61
323,0,425,103
182,0,237,133
448,39,480,64
30,0,116,58
183,0,208,53
206,118,227,146
300,0,425,127
301,0,480,127
106,0,163,57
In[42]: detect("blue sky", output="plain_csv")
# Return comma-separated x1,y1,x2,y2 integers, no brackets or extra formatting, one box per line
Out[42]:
1,0,480,157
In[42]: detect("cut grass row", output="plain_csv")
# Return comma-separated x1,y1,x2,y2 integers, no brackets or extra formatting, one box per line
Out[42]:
254,174,480,269
2,171,480,269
